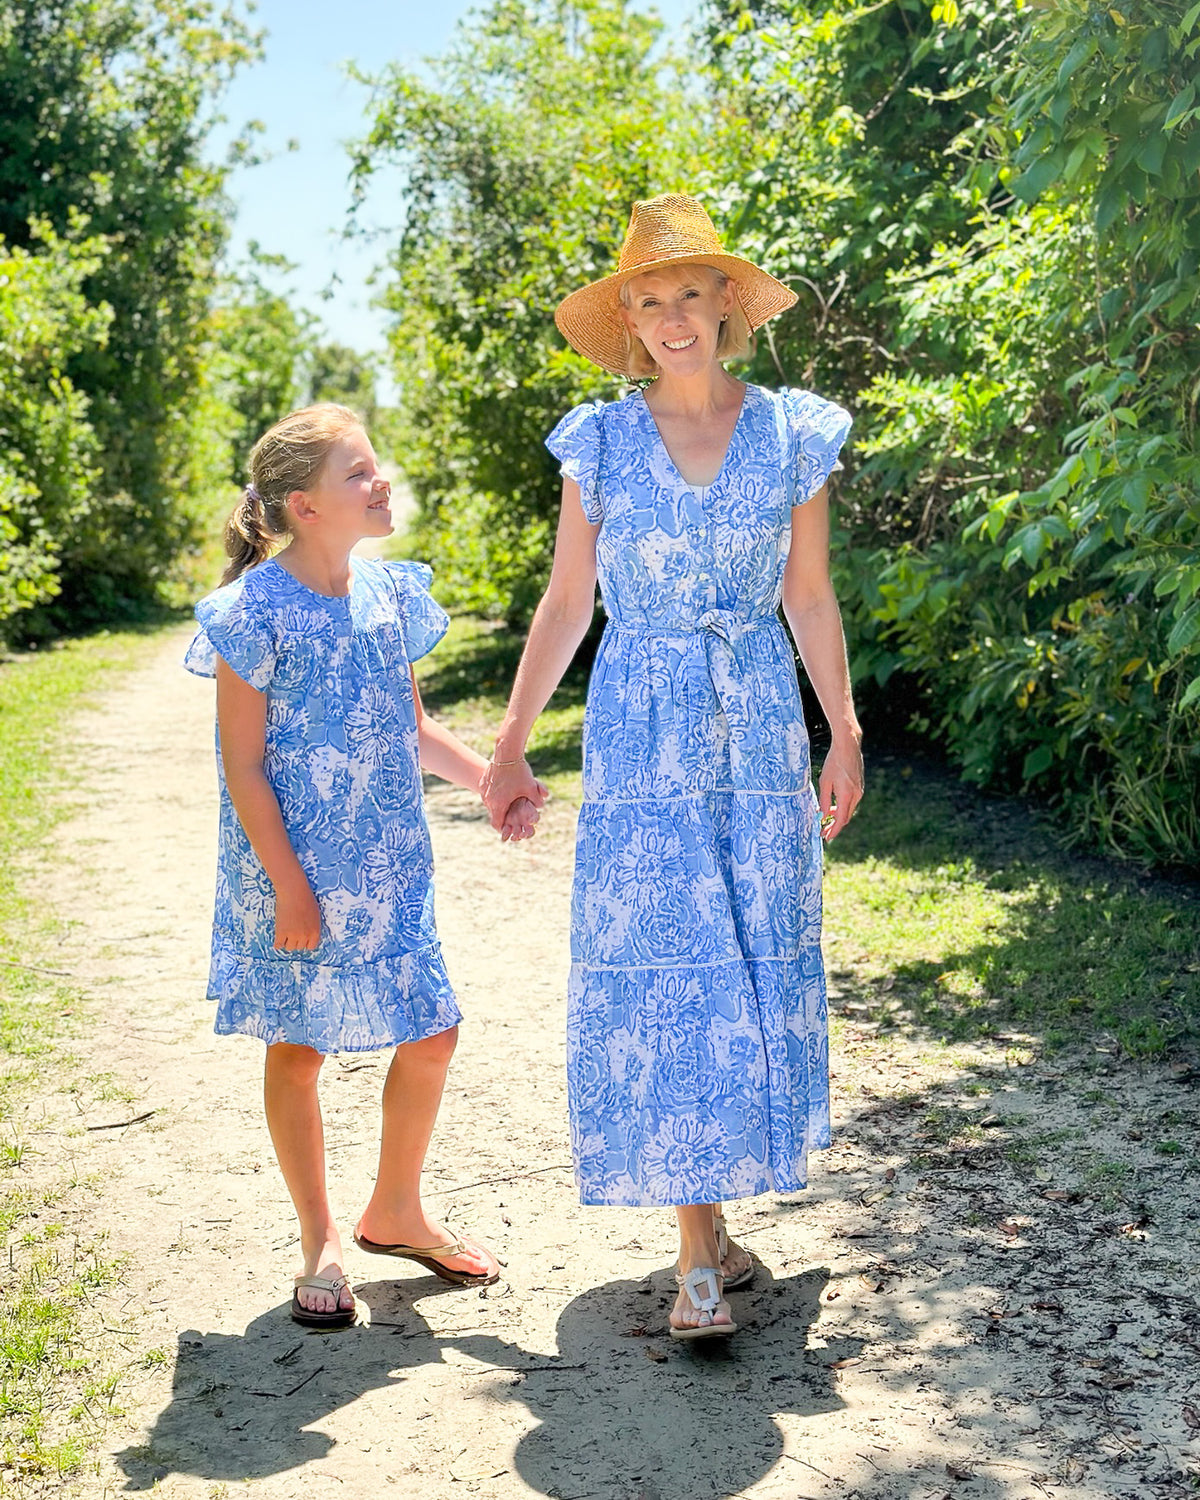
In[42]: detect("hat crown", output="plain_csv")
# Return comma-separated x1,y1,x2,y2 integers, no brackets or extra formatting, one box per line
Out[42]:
617,194,725,274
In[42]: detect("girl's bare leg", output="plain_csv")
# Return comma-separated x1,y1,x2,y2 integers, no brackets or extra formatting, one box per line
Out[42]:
671,1203,734,1332
355,1027,498,1278
263,1042,353,1315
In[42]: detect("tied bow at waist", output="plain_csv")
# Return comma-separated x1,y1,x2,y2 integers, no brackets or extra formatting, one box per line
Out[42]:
607,611,782,790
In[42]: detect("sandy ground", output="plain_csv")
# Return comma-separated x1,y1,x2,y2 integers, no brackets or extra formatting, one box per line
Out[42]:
7,621,1200,1500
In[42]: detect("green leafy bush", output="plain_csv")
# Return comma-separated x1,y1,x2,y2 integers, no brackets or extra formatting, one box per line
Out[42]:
0,225,109,630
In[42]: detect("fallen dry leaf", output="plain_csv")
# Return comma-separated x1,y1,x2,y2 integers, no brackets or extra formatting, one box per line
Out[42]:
644,1347,667,1363
1029,1300,1064,1313
998,1220,1020,1237
829,1356,862,1371
1041,1189,1076,1202
1182,1404,1200,1432
946,1462,975,1481
860,1186,894,1207
884,1167,896,1182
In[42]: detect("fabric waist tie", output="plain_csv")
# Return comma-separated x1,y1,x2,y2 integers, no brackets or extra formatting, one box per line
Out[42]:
606,612,782,790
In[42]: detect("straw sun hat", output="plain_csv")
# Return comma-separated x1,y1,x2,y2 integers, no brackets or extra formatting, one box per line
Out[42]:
554,194,798,376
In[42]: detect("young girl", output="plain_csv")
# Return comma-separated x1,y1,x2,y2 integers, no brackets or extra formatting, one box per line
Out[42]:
185,403,542,1327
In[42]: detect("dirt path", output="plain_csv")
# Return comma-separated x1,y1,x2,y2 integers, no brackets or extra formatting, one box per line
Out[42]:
11,626,1200,1499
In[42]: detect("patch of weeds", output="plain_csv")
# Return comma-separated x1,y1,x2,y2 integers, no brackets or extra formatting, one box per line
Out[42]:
0,1136,26,1169
141,1348,168,1368
1080,1156,1133,1209
1155,1139,1184,1157
0,1230,123,1476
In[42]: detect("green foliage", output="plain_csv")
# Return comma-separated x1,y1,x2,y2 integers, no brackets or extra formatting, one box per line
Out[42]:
351,0,709,621
360,0,1197,863
0,224,110,630
206,253,316,484
705,0,1199,866
0,0,259,636
307,341,380,431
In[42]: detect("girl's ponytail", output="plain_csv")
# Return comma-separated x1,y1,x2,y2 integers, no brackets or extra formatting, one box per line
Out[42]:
219,403,362,586
222,484,283,584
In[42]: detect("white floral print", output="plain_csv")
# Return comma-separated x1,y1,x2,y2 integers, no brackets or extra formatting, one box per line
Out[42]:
184,557,461,1054
548,384,851,1206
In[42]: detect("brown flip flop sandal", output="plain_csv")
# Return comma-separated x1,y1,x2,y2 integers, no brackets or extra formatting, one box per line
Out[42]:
352,1230,500,1286
291,1273,357,1329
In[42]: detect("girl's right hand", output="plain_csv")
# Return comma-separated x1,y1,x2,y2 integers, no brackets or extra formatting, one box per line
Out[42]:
273,877,322,951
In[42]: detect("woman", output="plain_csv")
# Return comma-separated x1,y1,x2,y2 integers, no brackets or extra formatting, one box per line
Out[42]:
482,195,863,1340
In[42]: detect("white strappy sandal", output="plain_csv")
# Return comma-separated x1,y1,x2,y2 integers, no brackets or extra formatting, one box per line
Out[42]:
669,1266,738,1342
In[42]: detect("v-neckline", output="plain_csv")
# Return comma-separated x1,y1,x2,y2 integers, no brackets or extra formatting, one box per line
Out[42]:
636,385,751,491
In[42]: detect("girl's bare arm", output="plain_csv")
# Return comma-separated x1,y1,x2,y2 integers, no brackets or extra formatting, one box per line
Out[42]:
215,658,321,949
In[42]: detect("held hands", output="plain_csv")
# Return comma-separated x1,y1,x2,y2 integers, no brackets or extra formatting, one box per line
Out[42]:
501,796,541,843
273,875,322,951
818,733,864,843
480,754,549,835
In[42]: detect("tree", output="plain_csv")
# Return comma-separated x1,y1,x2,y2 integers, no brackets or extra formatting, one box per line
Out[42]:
306,343,380,431
351,0,710,621
0,0,259,627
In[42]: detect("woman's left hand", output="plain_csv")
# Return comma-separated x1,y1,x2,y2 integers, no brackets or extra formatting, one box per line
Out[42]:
818,734,864,843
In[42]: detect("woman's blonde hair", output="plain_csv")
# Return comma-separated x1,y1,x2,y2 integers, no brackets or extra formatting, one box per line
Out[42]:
222,403,363,583
619,263,753,379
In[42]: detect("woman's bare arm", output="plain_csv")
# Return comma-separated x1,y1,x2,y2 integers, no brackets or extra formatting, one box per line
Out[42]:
480,478,600,828
781,485,864,841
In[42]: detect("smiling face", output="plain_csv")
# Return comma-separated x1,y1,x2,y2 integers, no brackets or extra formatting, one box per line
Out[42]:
619,263,735,377
287,428,393,544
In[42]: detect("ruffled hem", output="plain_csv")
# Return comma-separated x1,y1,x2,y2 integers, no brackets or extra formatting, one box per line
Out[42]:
207,940,462,1054
566,951,830,1207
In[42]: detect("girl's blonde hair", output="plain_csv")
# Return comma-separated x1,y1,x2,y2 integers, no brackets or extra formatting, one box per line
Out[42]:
222,403,364,583
619,263,753,380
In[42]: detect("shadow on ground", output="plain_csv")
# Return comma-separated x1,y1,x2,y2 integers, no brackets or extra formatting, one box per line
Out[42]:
112,1266,847,1494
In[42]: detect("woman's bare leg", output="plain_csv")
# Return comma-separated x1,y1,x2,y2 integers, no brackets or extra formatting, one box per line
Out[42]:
713,1202,753,1282
671,1203,734,1332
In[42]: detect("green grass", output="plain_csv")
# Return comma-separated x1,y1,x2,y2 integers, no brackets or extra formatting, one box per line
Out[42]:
415,614,590,804
418,618,1200,1060
0,1230,125,1479
0,630,156,1112
0,627,166,1481
823,759,1200,1058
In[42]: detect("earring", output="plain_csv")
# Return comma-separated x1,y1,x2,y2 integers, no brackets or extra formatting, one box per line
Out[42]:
720,314,728,322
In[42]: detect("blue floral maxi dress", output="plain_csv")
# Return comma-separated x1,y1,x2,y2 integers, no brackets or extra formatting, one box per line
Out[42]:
547,385,852,1207
184,557,463,1054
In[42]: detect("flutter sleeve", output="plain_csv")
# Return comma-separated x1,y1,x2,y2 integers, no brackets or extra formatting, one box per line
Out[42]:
383,560,451,662
781,389,853,506
546,402,604,523
183,576,277,690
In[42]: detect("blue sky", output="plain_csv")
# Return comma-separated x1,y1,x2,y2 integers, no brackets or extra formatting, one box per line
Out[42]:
207,1,699,369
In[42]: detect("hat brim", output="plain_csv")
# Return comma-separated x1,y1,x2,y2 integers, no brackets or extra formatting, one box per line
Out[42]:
554,252,799,376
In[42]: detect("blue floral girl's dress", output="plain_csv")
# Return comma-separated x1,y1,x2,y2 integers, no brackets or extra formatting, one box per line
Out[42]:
547,384,852,1207
184,557,462,1054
